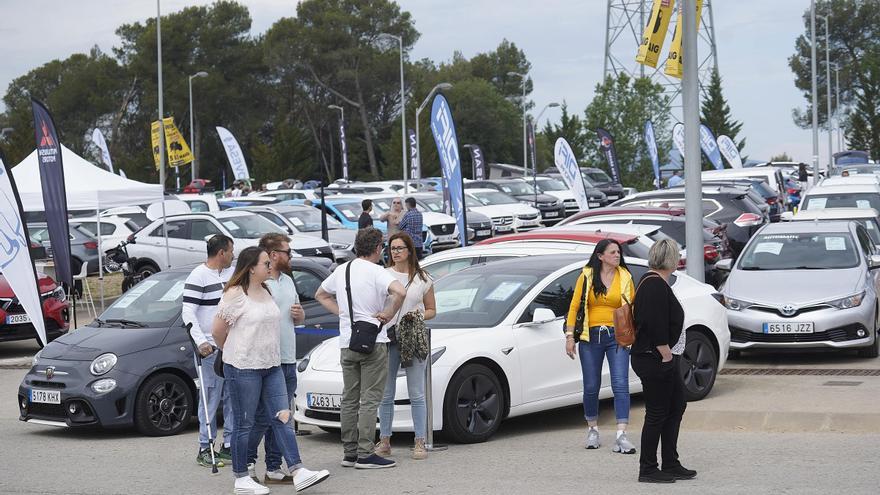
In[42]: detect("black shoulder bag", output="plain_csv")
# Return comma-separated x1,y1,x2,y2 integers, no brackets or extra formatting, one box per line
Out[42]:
562,270,588,341
346,260,383,354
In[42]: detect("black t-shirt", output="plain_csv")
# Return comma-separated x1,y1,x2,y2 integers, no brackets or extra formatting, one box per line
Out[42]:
358,211,374,229
632,273,684,354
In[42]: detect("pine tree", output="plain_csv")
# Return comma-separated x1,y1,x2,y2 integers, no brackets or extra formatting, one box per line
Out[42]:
846,57,880,159
701,67,745,168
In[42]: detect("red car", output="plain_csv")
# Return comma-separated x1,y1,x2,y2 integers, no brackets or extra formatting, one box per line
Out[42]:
0,274,69,345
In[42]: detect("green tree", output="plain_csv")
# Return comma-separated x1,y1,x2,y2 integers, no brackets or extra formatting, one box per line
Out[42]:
770,152,794,161
582,74,671,190
846,55,880,157
700,67,745,165
541,101,586,166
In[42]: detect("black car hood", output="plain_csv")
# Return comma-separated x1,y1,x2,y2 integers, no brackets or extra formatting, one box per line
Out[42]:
39,325,171,361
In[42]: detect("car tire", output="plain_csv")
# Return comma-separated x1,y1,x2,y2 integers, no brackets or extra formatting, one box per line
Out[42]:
135,261,160,280
134,373,193,437
442,363,504,444
857,313,879,359
680,331,718,402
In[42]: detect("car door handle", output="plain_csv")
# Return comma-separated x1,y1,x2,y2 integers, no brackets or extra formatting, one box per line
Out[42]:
501,347,514,355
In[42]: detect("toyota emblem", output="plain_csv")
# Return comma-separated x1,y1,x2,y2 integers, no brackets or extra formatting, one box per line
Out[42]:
780,304,797,317
46,366,55,380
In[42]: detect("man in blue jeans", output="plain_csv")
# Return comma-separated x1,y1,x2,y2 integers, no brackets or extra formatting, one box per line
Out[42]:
246,233,306,483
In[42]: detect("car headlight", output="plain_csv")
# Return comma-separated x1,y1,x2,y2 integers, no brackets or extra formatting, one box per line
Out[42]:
40,286,66,301
90,353,117,376
397,347,446,377
32,349,42,367
826,291,865,309
298,346,317,373
723,296,750,311
91,378,117,394
330,242,352,250
519,200,533,206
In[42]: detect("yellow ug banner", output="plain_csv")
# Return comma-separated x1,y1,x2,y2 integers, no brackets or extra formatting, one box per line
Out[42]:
664,0,703,79
635,0,676,69
151,117,193,169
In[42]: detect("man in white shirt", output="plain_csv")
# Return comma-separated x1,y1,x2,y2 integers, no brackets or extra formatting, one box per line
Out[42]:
667,171,685,188
316,227,406,470
182,235,235,468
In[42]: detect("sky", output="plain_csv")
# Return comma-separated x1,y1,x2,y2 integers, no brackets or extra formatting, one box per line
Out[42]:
0,0,830,165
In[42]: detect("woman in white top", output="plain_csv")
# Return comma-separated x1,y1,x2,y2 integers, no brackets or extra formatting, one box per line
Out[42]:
213,246,329,495
375,232,436,460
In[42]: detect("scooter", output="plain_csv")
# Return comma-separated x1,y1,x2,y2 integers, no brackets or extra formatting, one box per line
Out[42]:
104,237,143,292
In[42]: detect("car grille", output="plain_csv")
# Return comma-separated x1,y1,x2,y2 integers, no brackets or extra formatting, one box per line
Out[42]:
430,223,456,236
517,214,539,221
747,305,830,318
26,401,66,419
537,201,558,208
730,324,866,343
304,409,341,422
492,216,513,226
30,380,65,389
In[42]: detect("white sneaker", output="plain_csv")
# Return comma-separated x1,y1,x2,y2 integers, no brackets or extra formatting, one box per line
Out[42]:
247,463,259,483
292,467,331,492
234,475,270,495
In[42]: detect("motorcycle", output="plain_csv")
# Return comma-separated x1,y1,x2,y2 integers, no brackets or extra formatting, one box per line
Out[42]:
104,237,144,293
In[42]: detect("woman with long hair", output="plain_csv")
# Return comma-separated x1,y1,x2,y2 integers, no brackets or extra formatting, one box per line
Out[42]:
213,246,329,495
380,197,405,236
564,238,637,454
375,232,436,460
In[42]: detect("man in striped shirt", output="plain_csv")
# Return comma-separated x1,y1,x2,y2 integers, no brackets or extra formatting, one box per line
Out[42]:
182,234,235,468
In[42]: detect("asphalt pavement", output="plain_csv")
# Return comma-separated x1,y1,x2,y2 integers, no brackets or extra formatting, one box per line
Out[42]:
1,349,879,495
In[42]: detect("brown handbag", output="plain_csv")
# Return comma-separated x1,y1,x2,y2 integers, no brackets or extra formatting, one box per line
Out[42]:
613,272,660,347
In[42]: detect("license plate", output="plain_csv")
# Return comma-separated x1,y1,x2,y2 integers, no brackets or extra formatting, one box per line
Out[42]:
6,314,31,325
438,235,455,243
606,195,619,201
307,393,341,410
496,226,513,232
30,389,61,404
477,230,491,236
545,211,559,217
762,322,814,334
589,202,601,207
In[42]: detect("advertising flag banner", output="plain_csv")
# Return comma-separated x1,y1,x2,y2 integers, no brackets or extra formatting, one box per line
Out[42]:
430,95,468,247
215,126,250,180
699,124,724,170
645,120,661,189
338,119,349,181
554,138,591,212
672,122,686,157
468,145,486,181
596,128,622,184
636,0,676,68
92,128,114,173
527,120,538,176
31,98,73,287
664,0,703,79
0,157,48,345
716,135,743,168
407,128,419,181
151,118,193,168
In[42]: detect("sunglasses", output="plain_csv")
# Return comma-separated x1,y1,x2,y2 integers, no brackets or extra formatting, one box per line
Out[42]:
390,246,408,252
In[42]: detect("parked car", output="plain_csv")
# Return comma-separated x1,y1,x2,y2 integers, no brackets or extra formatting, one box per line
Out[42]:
244,204,355,262
217,197,280,209
175,193,221,213
28,223,100,276
18,258,337,435
689,178,780,221
801,183,880,212
829,164,880,176
295,255,729,443
832,150,871,167
228,205,337,263
611,186,766,257
101,206,151,229
465,179,566,225
69,215,141,255
541,171,610,206
702,167,789,209
254,188,326,203
784,208,880,248
369,194,461,251
717,221,880,358
0,273,68,345
532,176,592,216
819,176,880,187
466,189,543,232
408,192,495,243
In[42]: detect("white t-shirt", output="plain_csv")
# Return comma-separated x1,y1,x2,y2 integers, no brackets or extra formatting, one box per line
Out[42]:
386,268,433,327
320,259,397,348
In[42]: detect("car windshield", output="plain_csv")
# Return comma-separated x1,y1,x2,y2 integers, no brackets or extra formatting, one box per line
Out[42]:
220,214,284,239
535,178,568,192
431,270,540,328
332,201,379,221
738,232,859,270
97,271,185,325
283,209,343,231
584,170,612,184
471,191,518,206
803,193,880,211
498,182,535,195
417,197,445,213
465,196,484,208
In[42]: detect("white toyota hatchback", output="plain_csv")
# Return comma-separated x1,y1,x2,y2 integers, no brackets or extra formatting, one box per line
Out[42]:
294,254,729,443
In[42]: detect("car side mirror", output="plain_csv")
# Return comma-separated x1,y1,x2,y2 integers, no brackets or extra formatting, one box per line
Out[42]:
780,211,794,221
869,254,880,270
532,307,557,323
715,258,733,272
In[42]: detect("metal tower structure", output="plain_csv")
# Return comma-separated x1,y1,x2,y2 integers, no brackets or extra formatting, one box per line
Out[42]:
604,0,718,117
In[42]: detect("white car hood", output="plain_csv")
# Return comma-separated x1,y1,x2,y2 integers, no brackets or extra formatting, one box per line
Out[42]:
470,204,539,217
422,211,457,226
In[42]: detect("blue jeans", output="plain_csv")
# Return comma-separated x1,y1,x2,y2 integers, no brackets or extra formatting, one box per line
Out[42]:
246,364,301,472
197,352,233,449
224,365,302,477
378,344,427,439
578,326,631,423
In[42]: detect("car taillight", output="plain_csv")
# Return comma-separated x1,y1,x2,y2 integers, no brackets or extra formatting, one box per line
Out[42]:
766,196,778,205
733,213,763,228
787,188,799,194
677,257,687,270
84,241,98,250
704,245,720,263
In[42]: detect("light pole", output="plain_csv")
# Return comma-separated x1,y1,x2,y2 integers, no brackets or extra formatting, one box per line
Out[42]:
819,14,832,169
188,71,208,183
682,0,705,282
507,71,528,175
810,0,819,183
156,0,170,269
833,64,842,152
328,105,348,182
531,102,560,205
416,83,453,207
378,33,408,191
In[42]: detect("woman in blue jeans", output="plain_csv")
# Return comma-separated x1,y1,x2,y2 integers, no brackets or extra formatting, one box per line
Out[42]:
376,232,436,460
213,247,329,495
564,239,636,454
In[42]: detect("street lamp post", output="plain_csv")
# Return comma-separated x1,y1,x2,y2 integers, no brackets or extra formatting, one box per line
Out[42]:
507,72,528,175
156,0,170,269
188,71,208,184
378,33,408,192
810,0,820,183
819,15,832,169
328,105,348,182
833,64,842,152
532,102,560,205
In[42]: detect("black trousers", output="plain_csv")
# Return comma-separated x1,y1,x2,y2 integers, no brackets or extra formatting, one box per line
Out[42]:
631,353,687,474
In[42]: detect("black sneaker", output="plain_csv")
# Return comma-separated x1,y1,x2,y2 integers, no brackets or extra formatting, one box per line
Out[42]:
354,454,396,469
639,470,676,483
662,465,697,480
341,455,357,468
196,448,224,468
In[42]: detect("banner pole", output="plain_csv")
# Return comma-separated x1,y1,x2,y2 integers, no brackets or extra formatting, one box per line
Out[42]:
424,326,447,452
97,208,104,313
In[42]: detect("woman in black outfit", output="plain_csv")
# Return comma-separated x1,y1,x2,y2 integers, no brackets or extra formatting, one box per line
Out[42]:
631,239,696,484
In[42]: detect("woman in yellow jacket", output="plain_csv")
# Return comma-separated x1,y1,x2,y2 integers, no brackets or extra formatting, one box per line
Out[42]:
564,238,636,454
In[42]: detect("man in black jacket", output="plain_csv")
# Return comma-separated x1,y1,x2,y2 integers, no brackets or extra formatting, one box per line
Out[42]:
358,199,374,229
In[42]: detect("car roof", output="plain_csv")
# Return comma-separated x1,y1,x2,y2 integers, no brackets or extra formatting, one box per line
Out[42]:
790,208,880,220
477,229,639,245
820,176,879,185
759,220,856,234
563,206,686,224
454,253,588,275
626,185,749,196
805,184,880,194
467,188,507,194
552,223,662,236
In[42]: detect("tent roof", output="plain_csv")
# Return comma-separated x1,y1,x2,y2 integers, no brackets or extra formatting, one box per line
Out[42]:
12,145,164,211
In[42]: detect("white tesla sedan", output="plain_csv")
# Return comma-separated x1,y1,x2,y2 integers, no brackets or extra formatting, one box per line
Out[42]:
294,254,729,443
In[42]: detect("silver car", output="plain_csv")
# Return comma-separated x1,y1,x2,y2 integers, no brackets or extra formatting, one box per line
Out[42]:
718,221,880,357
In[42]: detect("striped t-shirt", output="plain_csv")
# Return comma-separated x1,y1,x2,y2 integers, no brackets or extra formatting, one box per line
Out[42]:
182,263,233,347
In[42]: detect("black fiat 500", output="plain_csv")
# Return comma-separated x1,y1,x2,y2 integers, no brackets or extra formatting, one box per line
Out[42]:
18,259,338,436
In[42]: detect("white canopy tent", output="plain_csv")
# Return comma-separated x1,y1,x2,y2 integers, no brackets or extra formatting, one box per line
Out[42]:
13,145,166,314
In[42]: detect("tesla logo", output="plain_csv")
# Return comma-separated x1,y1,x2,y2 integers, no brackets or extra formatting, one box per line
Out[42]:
39,120,55,147
45,366,55,380
781,305,797,317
